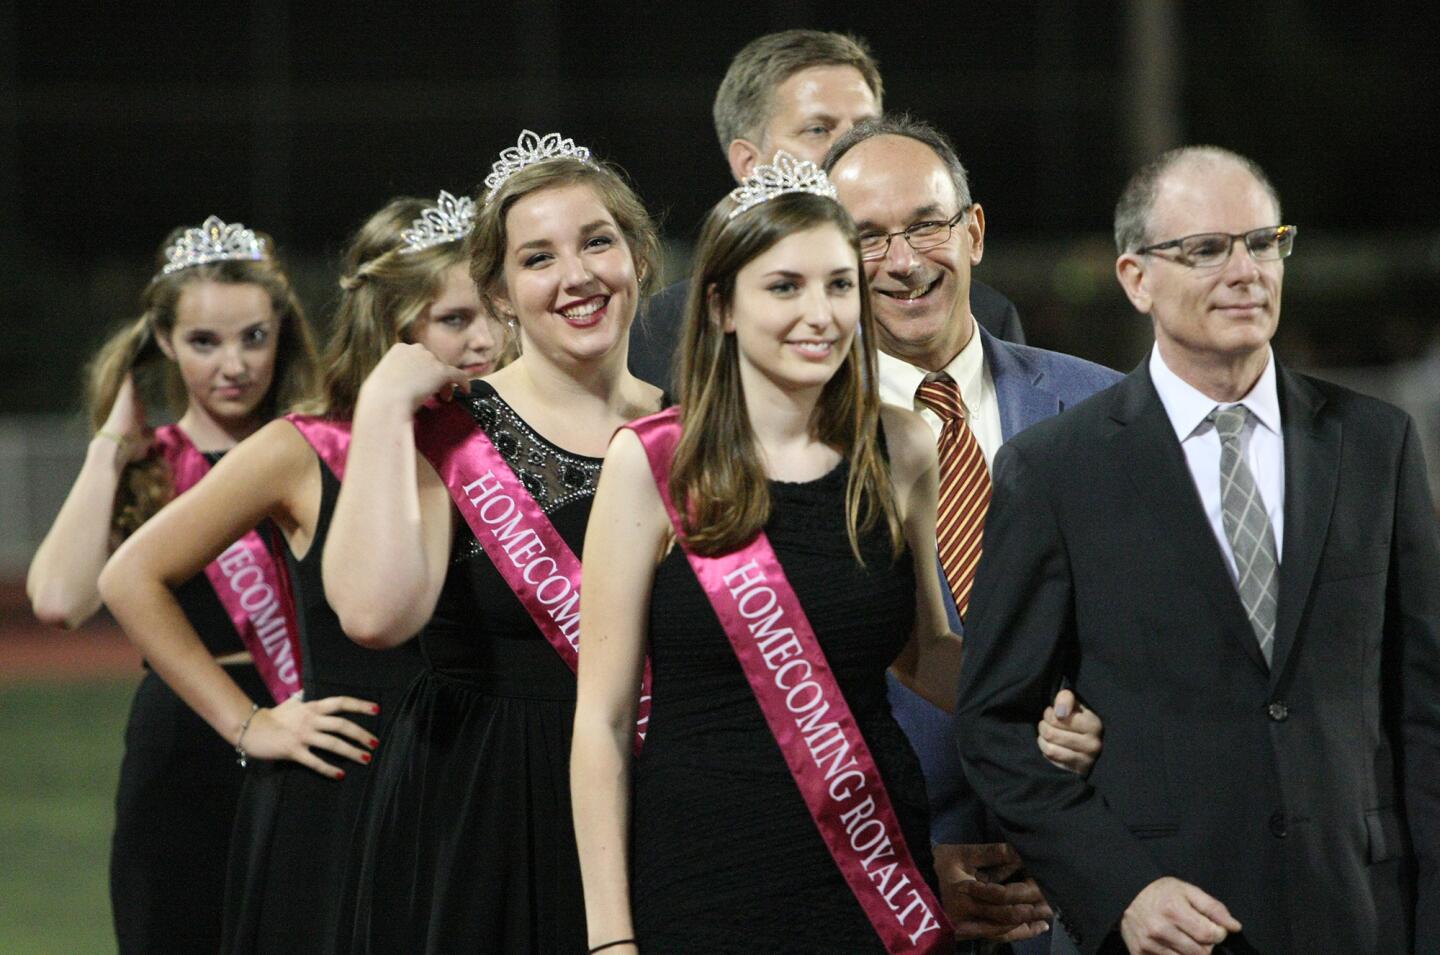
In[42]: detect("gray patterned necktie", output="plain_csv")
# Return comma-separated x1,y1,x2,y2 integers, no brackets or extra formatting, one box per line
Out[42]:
1208,405,1278,666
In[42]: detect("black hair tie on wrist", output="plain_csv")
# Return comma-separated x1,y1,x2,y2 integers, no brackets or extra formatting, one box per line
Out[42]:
588,940,637,954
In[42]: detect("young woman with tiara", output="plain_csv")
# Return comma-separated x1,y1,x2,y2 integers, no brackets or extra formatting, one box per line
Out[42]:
324,131,664,952
97,193,506,953
571,155,1101,954
26,217,318,953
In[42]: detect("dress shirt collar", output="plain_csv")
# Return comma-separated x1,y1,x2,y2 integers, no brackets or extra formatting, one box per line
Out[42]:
877,314,985,413
1149,344,1281,441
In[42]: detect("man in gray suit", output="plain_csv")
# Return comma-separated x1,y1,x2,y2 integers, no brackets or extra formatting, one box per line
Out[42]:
826,114,1121,952
630,29,1025,391
955,146,1440,954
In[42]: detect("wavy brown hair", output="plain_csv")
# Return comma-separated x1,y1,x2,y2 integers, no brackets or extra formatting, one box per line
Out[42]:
672,191,902,562
468,157,661,338
297,196,502,417
86,228,318,542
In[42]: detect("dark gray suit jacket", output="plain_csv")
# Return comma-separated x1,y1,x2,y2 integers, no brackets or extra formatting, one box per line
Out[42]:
956,359,1440,954
629,277,1026,391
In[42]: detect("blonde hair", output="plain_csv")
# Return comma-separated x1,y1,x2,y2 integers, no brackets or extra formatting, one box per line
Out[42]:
713,30,883,152
672,191,902,562
299,197,502,417
468,158,661,333
87,232,317,542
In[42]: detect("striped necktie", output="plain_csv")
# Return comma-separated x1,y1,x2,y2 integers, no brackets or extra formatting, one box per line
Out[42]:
916,373,991,618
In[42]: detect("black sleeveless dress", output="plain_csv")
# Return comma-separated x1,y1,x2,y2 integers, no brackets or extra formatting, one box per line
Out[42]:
221,437,424,954
631,460,935,953
110,452,268,954
345,382,596,953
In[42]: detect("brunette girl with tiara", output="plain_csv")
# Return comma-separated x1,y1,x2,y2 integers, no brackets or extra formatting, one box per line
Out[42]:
571,155,1101,953
97,193,506,953
27,217,321,953
324,132,664,952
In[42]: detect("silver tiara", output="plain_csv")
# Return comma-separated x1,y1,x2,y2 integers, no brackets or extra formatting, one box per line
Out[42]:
727,151,839,220
483,129,592,202
160,216,268,275
400,190,477,254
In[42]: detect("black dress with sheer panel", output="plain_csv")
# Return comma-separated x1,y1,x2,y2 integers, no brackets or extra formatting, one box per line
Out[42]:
345,382,599,953
631,459,936,954
110,453,267,955
221,437,424,955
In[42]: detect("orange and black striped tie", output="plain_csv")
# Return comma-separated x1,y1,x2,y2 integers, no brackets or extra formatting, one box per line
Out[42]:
915,373,991,618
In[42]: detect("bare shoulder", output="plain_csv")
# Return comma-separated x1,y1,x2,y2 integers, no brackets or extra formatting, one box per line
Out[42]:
216,418,315,483
878,404,938,486
602,426,659,484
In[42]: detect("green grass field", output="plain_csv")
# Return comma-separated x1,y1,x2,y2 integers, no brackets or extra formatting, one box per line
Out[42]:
0,680,135,953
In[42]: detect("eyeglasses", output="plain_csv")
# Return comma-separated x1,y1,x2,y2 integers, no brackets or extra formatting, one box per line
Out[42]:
858,208,970,261
1135,225,1296,269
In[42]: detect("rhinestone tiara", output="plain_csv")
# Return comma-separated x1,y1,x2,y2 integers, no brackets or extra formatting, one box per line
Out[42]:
483,129,592,202
400,190,477,254
160,216,268,276
726,151,839,220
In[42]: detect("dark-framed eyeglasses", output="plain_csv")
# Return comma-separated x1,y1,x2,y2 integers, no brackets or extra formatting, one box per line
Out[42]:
858,208,971,261
1135,225,1297,269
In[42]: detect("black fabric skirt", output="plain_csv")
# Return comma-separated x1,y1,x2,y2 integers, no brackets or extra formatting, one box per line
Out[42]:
110,664,267,954
343,669,586,953
220,674,414,955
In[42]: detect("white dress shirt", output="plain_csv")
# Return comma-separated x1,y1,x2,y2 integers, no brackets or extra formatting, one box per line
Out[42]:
1149,346,1286,580
876,315,1004,467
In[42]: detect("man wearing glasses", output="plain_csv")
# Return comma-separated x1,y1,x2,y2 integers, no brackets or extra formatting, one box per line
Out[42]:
628,29,1027,392
825,114,1122,953
955,146,1440,954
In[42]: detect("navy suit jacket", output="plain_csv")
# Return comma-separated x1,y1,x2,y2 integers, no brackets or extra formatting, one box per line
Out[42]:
883,327,1122,848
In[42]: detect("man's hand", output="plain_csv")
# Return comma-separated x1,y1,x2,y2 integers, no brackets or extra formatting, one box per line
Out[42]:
934,842,1052,941
1120,877,1241,954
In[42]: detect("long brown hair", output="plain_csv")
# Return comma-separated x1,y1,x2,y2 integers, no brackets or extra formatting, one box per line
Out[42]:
298,196,499,417
672,191,902,562
87,228,318,542
468,157,662,334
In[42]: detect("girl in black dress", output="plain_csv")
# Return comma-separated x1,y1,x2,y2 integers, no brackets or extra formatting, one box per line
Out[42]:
27,217,318,953
98,194,505,954
324,134,664,952
572,157,1101,953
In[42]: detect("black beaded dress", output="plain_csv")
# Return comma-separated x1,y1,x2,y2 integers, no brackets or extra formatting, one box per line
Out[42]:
220,432,424,955
631,458,936,953
345,382,600,953
110,452,268,954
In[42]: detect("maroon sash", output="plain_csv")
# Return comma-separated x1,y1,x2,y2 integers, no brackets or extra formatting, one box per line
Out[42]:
153,425,302,704
284,414,352,480
626,408,952,953
414,400,652,748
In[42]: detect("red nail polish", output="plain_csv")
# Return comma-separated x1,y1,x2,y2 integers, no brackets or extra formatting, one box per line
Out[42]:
361,753,372,764
336,770,346,780
369,738,379,749
371,705,381,715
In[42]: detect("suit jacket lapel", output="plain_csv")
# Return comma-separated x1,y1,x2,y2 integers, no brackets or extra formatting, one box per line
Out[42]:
1269,366,1339,685
1108,363,1271,674
981,327,1060,441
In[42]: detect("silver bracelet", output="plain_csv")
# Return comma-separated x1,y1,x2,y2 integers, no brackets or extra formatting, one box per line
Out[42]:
234,703,261,768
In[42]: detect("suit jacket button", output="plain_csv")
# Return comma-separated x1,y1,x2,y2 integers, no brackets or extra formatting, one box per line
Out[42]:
1269,810,1288,838
1267,701,1289,721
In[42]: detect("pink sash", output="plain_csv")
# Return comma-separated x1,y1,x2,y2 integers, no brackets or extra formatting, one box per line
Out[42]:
626,408,953,954
153,425,302,704
414,400,652,748
284,414,352,480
